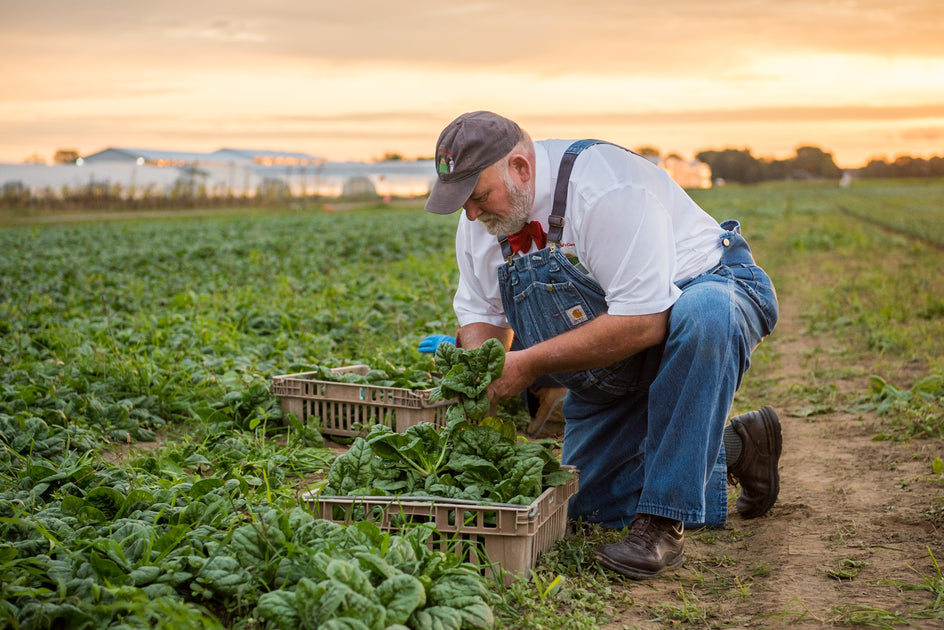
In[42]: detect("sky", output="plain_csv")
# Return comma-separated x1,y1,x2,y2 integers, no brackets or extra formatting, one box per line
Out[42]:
2,1,943,169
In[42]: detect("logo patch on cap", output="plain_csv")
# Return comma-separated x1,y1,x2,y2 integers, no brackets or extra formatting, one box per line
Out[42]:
564,304,588,326
437,151,455,175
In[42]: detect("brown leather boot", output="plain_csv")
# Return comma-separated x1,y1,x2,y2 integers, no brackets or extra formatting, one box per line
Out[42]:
594,513,685,579
728,406,782,518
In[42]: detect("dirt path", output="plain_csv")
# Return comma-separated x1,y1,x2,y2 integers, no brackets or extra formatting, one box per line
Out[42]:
599,292,944,628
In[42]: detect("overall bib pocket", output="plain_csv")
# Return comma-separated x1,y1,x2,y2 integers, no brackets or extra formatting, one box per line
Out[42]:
500,249,661,395
511,279,598,347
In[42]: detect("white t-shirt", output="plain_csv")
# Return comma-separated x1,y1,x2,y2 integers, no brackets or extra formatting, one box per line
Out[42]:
454,140,725,328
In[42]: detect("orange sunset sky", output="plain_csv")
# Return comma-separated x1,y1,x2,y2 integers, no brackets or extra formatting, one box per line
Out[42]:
2,1,942,169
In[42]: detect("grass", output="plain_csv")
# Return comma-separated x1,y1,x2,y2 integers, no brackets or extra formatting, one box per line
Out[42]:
833,548,944,628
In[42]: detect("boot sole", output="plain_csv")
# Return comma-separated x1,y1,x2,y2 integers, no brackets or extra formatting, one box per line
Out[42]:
594,551,685,580
738,406,782,518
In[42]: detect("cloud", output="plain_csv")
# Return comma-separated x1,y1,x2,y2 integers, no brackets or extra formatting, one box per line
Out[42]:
4,1,942,75
236,103,944,128
523,104,944,126
163,19,268,44
900,126,944,142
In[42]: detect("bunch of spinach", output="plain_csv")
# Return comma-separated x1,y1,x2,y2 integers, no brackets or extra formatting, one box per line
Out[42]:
429,340,505,423
324,417,572,506
303,363,440,390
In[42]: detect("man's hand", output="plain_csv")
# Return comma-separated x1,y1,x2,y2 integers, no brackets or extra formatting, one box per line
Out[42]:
486,349,536,403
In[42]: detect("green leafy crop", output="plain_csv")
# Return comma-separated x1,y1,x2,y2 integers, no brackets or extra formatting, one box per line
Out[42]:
429,340,505,423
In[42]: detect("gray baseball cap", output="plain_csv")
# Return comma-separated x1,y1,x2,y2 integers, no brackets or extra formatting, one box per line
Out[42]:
425,111,522,215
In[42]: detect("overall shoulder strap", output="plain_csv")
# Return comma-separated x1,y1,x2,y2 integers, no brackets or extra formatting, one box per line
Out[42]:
547,139,612,244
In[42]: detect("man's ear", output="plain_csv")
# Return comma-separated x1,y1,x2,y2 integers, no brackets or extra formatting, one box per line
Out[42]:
508,153,532,185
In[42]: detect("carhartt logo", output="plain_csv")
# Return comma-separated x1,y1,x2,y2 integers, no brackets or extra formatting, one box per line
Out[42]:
437,151,455,175
565,305,588,326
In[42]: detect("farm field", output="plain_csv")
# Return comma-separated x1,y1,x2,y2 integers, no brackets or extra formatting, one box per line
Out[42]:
2,179,944,629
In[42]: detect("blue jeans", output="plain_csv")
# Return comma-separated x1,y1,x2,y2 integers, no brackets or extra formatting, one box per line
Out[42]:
498,220,778,528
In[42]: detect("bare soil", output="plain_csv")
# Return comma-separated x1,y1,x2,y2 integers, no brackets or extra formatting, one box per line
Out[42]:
587,293,944,628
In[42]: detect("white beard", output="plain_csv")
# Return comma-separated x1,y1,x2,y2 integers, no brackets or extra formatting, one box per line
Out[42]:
478,173,534,236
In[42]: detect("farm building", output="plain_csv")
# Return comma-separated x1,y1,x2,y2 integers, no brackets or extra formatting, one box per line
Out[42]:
76,147,332,198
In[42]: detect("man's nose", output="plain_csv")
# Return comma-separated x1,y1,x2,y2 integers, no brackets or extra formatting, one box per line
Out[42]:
464,204,482,220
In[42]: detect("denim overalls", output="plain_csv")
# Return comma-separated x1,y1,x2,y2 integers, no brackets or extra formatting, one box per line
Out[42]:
496,141,778,528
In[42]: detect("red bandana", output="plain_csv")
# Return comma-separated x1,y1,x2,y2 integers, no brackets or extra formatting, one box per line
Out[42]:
506,221,547,254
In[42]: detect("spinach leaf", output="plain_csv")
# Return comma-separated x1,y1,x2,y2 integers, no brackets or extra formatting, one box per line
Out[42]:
373,574,426,625
256,589,300,630
325,438,376,495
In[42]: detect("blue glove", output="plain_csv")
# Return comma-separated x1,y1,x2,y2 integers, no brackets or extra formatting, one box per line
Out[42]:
418,334,456,353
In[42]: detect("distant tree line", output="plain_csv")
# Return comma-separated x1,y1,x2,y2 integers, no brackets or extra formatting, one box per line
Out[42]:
859,155,944,179
695,146,944,184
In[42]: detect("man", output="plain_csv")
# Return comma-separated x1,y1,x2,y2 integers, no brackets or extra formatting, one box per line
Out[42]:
425,111,781,579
